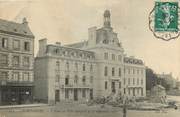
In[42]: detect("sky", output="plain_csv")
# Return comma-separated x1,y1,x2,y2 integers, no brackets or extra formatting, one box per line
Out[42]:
0,0,180,79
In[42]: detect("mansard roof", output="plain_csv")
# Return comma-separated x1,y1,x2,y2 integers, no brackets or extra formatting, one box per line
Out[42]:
46,44,95,60
124,57,144,65
65,41,87,48
0,18,34,38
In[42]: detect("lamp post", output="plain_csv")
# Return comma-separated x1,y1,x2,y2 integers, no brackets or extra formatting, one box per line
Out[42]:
123,85,128,117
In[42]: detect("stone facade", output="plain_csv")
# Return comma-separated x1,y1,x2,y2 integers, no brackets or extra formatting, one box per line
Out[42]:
34,10,146,104
0,18,34,105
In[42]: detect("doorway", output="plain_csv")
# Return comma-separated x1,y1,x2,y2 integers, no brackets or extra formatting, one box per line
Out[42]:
55,90,60,102
111,82,116,93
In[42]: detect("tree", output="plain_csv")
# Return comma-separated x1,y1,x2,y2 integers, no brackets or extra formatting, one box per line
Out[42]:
146,67,158,90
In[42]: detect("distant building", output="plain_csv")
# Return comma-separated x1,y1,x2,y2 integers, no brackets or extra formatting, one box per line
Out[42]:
34,10,146,104
176,81,180,90
157,73,177,89
0,18,35,105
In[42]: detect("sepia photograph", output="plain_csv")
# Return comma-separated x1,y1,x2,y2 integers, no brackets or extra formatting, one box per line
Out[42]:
0,0,180,117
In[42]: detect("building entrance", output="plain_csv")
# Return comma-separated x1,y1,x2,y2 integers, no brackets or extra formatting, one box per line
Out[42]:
55,90,60,102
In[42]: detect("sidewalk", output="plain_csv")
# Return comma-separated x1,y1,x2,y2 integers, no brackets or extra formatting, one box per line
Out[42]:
0,103,48,109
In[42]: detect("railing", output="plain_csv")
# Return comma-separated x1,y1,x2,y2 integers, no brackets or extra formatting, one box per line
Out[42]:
63,84,92,88
0,80,34,86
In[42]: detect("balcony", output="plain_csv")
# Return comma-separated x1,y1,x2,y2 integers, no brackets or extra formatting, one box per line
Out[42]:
110,76,121,81
0,80,34,86
62,84,92,89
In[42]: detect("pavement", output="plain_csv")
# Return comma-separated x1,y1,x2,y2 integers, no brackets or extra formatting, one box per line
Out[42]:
0,103,48,109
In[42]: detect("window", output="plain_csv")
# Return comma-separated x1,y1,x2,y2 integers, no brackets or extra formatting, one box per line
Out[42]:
74,75,78,84
55,49,59,54
112,67,115,76
0,71,8,80
104,52,108,60
119,82,121,89
137,69,139,74
124,78,126,85
119,68,121,77
75,62,78,71
141,79,143,85
133,78,135,85
124,88,126,94
83,63,85,71
82,89,86,98
13,56,20,67
0,54,8,66
90,64,93,72
128,68,131,74
65,76,69,85
90,76,93,84
13,40,20,50
23,57,30,67
24,42,30,51
141,69,144,74
55,75,60,82
56,61,60,70
23,73,29,81
133,69,135,74
112,54,115,60
65,89,69,99
141,88,143,96
82,76,86,85
133,88,135,96
137,78,139,85
104,66,108,76
66,62,69,70
128,88,130,95
137,88,139,94
118,55,122,61
128,78,130,85
2,38,8,48
105,81,108,90
12,72,19,81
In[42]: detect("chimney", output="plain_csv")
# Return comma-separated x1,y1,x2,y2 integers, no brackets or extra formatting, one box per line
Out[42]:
55,42,61,46
38,38,47,57
88,26,97,47
22,17,28,24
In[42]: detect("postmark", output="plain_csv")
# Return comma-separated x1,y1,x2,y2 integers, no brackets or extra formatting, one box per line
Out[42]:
149,1,180,41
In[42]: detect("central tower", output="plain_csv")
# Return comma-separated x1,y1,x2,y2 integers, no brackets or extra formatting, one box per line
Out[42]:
103,10,111,28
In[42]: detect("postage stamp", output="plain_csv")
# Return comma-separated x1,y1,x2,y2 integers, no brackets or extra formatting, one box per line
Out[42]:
149,1,180,41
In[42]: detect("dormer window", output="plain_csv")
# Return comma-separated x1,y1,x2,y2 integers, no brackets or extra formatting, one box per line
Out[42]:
103,39,109,44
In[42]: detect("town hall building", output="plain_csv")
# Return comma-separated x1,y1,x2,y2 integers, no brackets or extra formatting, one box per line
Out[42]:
34,10,146,104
